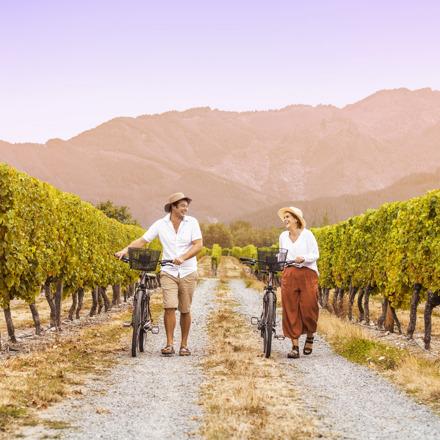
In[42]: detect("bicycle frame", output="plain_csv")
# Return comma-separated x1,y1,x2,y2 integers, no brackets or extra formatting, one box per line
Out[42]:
241,256,285,358
118,254,172,357
253,270,276,324
264,271,277,323
137,272,156,330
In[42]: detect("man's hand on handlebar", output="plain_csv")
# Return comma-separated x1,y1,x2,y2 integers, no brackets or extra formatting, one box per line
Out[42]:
115,249,129,260
173,256,184,265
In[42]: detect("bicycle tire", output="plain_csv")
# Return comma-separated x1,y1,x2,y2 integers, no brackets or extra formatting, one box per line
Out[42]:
139,295,150,352
263,290,275,358
131,292,142,357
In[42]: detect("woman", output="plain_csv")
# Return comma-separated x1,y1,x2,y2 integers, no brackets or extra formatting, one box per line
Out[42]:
278,206,319,359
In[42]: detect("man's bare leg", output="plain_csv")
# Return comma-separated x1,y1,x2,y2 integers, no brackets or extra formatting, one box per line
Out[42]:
164,308,176,346
180,311,191,347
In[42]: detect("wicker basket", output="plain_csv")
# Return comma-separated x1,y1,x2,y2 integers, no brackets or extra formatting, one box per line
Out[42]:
128,248,162,271
257,248,287,272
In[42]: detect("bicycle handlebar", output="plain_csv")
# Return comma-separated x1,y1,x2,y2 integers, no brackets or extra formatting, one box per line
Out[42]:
158,259,174,266
239,257,302,269
239,257,256,263
116,255,174,267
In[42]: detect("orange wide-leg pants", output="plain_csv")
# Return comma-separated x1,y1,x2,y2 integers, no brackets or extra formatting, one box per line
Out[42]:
281,266,319,339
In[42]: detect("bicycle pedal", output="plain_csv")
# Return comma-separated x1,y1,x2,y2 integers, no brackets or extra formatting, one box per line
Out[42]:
122,321,132,327
251,317,259,325
151,325,159,334
275,335,285,340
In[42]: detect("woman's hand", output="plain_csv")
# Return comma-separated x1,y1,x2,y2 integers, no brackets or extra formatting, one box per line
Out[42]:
294,256,305,264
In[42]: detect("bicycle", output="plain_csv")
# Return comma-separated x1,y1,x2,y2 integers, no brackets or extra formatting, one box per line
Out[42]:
240,248,289,358
119,248,172,357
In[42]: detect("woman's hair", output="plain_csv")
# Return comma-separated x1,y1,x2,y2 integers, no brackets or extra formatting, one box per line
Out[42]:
287,211,300,225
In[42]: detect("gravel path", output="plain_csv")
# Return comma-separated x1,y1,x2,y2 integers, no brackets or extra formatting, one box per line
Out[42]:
16,277,440,439
20,278,218,440
229,279,440,440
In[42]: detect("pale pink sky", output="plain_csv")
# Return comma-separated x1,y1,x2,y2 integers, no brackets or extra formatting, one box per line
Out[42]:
1,0,440,143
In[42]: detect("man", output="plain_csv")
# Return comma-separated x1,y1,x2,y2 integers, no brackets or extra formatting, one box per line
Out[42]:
115,192,203,356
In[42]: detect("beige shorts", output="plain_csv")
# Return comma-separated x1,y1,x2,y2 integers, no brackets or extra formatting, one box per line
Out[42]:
160,271,198,313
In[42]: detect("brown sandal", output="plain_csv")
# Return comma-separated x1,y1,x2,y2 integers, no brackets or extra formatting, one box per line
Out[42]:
288,346,300,359
179,346,191,356
303,337,314,355
161,345,175,355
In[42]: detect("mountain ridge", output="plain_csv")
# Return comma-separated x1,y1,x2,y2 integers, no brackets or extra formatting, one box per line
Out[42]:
232,167,440,228
1,87,440,228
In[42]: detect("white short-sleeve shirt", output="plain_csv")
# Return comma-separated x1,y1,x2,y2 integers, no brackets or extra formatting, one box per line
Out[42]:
279,229,319,276
142,214,202,278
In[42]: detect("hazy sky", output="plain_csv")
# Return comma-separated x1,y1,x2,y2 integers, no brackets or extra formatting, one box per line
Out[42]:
1,0,439,143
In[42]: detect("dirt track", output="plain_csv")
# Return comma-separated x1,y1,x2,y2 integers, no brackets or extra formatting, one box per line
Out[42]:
3,256,440,439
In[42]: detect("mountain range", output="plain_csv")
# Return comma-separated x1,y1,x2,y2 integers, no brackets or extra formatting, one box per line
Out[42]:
1,87,440,229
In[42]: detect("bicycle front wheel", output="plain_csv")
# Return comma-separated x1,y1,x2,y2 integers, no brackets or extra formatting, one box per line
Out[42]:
263,290,275,358
131,292,142,357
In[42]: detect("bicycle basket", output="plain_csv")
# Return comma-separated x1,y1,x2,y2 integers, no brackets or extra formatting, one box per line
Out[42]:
257,248,287,272
128,248,162,271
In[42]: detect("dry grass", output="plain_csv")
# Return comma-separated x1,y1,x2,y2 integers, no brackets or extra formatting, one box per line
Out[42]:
318,311,440,413
199,279,315,440
327,290,440,340
224,257,440,415
366,294,440,338
217,256,245,279
222,256,267,292
0,288,164,437
198,255,213,278
0,311,127,436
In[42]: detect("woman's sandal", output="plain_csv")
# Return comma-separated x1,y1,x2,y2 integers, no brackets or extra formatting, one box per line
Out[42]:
303,336,314,355
287,346,300,359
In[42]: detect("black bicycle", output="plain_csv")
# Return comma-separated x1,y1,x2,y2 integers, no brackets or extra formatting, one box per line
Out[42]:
119,248,172,357
240,248,288,358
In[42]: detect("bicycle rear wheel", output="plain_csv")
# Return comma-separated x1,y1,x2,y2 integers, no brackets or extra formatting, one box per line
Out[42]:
131,292,142,357
139,295,150,352
263,290,275,358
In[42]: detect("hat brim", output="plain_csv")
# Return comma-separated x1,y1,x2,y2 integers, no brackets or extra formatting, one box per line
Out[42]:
278,207,306,229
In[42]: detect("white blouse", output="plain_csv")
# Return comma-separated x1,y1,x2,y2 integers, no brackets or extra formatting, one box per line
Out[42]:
279,229,319,276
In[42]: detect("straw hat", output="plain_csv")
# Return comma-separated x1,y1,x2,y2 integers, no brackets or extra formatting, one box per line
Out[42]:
278,206,306,229
164,192,192,212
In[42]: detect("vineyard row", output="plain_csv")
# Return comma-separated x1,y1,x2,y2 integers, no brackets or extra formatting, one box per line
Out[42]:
0,163,161,345
2,163,440,350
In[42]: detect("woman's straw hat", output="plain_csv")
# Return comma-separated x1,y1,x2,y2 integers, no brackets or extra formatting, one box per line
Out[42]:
278,206,306,229
164,192,192,212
